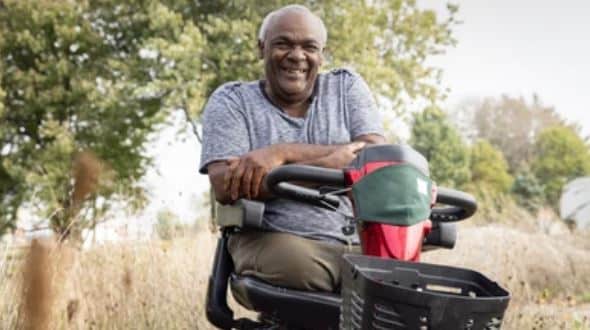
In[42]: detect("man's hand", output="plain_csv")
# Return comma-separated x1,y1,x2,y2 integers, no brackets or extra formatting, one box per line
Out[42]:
224,146,285,201
313,141,366,169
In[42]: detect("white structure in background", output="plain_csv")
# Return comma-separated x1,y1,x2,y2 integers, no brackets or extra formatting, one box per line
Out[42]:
560,177,590,229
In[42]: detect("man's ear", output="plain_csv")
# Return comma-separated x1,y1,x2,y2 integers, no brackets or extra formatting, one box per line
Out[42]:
258,40,264,60
319,46,327,65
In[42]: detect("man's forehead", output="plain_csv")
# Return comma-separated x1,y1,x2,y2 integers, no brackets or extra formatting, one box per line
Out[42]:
266,10,324,43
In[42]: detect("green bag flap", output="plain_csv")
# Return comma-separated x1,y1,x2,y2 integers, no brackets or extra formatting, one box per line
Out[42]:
352,164,432,226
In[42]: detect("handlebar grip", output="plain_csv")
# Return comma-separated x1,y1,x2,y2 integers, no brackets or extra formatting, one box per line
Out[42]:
266,165,345,187
274,183,341,208
431,187,477,222
265,165,345,208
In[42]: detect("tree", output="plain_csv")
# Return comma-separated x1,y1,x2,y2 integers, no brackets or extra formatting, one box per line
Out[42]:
469,140,513,194
0,0,207,239
531,126,590,207
511,167,546,213
451,95,566,172
409,106,470,188
317,0,458,118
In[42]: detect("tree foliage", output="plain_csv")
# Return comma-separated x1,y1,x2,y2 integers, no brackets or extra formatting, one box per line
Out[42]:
531,126,590,207
453,95,566,172
320,0,458,115
469,140,513,194
0,0,206,238
409,106,470,188
511,167,546,213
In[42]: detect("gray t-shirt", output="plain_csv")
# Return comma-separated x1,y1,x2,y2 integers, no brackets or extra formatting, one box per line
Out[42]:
199,68,383,243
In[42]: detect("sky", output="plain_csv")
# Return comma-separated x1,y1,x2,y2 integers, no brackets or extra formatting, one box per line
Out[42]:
56,1,590,234
419,0,590,136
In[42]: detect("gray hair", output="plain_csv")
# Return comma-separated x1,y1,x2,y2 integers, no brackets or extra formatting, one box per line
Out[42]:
258,5,328,46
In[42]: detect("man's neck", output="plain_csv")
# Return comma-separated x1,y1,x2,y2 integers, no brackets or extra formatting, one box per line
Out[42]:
264,83,313,118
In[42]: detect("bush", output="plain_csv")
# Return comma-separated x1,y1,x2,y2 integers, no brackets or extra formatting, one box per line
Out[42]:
410,106,471,189
469,140,513,194
511,168,546,213
531,126,590,207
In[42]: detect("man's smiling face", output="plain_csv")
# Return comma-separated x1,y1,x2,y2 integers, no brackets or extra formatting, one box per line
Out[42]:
260,11,324,105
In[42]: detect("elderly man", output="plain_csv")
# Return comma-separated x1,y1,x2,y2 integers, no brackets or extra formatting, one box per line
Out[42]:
199,5,385,292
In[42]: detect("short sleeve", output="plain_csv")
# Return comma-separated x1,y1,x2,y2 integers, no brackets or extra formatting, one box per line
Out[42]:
346,74,384,139
199,84,251,174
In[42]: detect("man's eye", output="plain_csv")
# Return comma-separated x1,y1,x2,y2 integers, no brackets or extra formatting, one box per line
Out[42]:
305,45,319,52
274,42,289,49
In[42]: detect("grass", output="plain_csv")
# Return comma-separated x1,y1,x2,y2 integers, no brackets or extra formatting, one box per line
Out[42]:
0,231,250,329
1,220,589,329
580,293,590,304
423,224,590,329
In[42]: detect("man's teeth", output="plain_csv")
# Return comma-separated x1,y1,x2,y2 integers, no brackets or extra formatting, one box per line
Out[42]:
285,69,306,73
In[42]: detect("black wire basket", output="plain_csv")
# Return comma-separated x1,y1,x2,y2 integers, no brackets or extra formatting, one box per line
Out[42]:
340,254,510,330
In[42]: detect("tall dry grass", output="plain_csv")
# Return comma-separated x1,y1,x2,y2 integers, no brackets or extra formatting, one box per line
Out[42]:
0,230,252,329
424,224,590,329
1,221,589,329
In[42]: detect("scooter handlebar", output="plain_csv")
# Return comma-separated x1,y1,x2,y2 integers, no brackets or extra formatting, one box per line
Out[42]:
431,187,477,222
265,165,345,208
265,164,477,221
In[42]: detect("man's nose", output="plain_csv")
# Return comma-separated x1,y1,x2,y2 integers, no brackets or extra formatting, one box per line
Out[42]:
287,46,306,61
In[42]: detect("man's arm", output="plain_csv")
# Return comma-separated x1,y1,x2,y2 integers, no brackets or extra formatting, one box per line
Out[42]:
208,143,342,204
354,133,386,145
302,134,386,168
209,133,386,204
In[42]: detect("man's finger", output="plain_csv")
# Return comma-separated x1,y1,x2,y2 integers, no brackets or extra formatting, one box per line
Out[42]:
241,165,254,199
250,167,265,198
350,141,366,152
223,159,239,191
230,162,247,200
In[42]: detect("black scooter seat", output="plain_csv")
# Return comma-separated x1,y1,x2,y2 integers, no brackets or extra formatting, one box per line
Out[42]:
230,274,341,329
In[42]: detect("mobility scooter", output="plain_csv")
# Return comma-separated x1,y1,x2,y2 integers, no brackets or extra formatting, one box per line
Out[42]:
205,144,510,329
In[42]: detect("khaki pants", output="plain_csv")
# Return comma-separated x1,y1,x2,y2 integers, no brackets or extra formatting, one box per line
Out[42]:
228,231,356,292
